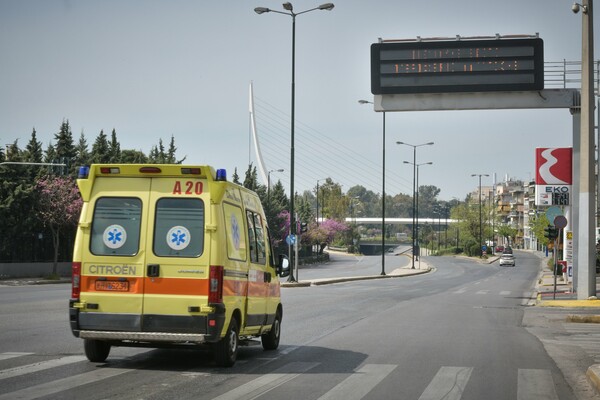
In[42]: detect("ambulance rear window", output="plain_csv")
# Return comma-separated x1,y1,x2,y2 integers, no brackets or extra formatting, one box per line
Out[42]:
90,197,142,256
154,198,204,257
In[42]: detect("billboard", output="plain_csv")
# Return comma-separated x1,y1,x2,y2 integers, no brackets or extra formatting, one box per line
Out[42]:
535,147,572,206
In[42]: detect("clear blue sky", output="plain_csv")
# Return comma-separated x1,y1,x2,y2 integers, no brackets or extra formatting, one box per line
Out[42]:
0,0,595,201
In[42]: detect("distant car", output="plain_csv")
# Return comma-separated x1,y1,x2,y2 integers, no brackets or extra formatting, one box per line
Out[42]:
495,245,504,253
503,246,513,254
499,254,515,267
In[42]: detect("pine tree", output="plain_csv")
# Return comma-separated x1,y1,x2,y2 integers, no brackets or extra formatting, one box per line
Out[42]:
25,129,43,163
54,120,76,170
90,130,110,164
109,129,121,163
232,168,240,185
74,131,90,167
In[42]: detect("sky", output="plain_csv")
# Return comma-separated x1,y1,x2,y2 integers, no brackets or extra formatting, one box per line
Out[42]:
0,0,596,202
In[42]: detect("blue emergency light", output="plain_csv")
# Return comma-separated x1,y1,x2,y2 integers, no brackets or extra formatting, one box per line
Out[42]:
216,169,227,182
78,166,90,179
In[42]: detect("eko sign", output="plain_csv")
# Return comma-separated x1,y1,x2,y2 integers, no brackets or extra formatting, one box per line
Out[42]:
535,147,572,206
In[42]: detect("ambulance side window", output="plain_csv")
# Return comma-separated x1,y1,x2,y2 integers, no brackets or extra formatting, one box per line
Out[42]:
90,197,142,256
247,211,266,265
224,203,247,261
266,228,276,269
154,198,204,257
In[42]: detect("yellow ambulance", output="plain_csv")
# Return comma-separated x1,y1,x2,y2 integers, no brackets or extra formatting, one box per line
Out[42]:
69,164,289,367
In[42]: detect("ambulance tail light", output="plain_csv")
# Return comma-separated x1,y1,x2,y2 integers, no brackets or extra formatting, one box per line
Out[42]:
209,265,224,304
100,167,120,174
72,262,82,299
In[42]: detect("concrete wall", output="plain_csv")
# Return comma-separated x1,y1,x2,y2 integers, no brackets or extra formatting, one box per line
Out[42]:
0,262,71,279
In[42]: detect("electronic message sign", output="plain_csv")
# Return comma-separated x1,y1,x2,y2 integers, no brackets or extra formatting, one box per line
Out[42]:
371,38,544,95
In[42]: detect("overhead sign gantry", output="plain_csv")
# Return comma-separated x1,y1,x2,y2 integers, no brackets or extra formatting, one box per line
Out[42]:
368,34,592,299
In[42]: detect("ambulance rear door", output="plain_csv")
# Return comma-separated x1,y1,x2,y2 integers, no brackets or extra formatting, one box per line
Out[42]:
141,176,210,333
78,177,150,332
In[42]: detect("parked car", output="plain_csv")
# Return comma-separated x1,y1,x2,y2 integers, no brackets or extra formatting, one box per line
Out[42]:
495,245,504,253
499,254,515,267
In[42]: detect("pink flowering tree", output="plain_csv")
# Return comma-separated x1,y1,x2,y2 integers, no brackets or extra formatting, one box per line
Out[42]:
35,176,82,276
304,219,349,253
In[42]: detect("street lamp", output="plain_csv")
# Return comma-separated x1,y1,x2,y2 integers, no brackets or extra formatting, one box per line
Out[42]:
471,173,490,257
404,161,432,262
359,99,386,275
397,141,434,268
255,2,334,282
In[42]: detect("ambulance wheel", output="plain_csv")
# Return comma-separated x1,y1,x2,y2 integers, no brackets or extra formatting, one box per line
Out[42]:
83,339,111,362
214,318,239,367
261,311,281,350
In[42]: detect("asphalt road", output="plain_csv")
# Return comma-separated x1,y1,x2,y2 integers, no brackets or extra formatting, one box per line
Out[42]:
0,251,597,399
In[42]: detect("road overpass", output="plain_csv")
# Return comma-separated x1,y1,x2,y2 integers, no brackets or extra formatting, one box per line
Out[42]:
344,217,457,225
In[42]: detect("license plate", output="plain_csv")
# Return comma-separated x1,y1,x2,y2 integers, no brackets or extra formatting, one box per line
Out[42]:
95,280,129,292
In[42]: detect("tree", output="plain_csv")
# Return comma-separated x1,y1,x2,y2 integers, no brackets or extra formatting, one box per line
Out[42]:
54,120,76,174
304,218,349,253
90,130,110,164
24,129,44,164
121,149,148,163
109,129,121,163
166,135,186,164
74,132,90,168
35,176,82,275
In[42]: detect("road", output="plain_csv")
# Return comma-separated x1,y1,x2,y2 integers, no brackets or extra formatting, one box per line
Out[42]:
0,251,598,399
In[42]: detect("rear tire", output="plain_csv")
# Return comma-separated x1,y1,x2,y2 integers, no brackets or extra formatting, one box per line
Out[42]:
261,311,281,351
213,318,239,367
83,339,111,362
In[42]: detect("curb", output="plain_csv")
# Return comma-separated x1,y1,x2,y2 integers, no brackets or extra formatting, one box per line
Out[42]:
281,267,433,288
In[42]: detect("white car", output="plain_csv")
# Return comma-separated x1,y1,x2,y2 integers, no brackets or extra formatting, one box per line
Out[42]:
499,254,515,267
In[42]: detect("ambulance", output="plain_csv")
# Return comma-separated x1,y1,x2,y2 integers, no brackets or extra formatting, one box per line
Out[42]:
69,164,289,367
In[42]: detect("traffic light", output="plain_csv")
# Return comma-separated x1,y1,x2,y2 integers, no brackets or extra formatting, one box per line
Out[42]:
544,225,558,240
300,222,308,233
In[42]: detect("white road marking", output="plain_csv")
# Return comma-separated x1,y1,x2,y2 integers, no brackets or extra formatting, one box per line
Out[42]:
418,366,473,400
0,355,86,381
317,364,396,400
211,362,319,400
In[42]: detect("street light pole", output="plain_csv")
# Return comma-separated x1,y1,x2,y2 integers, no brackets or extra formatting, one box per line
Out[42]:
404,161,432,263
572,0,596,299
255,2,334,282
359,99,386,275
316,178,327,226
397,141,434,268
472,173,489,257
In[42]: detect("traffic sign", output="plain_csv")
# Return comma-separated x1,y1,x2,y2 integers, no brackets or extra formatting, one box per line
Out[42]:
545,206,563,224
553,215,567,229
286,234,296,246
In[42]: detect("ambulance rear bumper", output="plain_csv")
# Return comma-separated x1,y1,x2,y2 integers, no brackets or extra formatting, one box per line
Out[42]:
79,330,209,343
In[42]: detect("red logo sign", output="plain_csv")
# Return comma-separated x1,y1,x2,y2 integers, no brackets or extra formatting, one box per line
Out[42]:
535,148,572,185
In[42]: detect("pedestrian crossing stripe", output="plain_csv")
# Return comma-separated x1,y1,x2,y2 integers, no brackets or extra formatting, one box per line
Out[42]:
0,352,564,400
317,364,396,400
0,352,33,361
211,362,319,400
418,366,472,400
0,355,86,381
